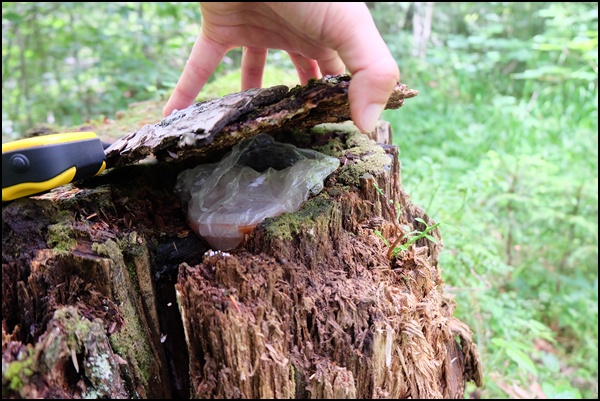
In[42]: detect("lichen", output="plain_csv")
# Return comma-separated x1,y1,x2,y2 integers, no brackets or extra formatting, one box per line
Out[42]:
311,121,358,137
52,308,122,397
83,353,113,394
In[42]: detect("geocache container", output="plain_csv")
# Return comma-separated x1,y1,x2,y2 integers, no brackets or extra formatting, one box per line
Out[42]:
175,134,340,251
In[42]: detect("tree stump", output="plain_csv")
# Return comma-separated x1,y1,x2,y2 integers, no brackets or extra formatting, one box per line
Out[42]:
2,76,482,399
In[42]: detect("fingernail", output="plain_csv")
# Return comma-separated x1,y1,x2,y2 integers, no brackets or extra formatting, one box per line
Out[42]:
360,103,385,133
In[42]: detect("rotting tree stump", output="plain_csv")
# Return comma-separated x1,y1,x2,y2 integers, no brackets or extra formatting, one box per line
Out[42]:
2,75,482,399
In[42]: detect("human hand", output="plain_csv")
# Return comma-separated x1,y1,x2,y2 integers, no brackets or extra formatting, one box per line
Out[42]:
163,2,399,133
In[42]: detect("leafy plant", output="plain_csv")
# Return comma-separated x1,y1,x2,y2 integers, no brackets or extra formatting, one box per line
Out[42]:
375,217,440,258
372,181,440,258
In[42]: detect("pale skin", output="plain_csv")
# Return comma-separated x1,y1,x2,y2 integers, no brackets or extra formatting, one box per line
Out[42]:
163,2,400,133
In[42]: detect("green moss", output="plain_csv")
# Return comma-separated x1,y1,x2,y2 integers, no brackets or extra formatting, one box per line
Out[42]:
314,137,346,157
125,261,138,288
119,231,145,257
3,351,34,392
94,239,154,388
337,152,392,187
92,239,120,259
47,223,77,252
260,123,392,241
316,125,393,187
108,313,153,386
122,232,149,296
263,195,334,241
52,307,92,350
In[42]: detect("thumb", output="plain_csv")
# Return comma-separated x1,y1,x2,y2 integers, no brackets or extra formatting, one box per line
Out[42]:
348,60,400,134
325,5,399,133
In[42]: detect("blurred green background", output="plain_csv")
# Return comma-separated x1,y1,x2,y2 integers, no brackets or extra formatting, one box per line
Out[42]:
2,2,598,398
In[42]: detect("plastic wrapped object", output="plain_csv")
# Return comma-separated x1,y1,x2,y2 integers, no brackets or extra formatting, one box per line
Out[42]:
175,134,340,251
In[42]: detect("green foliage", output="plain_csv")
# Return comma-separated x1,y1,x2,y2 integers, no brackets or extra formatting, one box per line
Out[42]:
2,2,202,141
196,65,299,102
396,218,439,251
372,180,440,257
375,218,440,257
2,2,598,399
381,1,598,398
1,2,302,142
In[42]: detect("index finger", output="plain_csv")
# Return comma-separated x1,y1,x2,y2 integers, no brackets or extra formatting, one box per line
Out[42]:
163,32,229,117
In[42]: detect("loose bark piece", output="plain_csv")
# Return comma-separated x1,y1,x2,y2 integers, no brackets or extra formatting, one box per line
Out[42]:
105,75,418,168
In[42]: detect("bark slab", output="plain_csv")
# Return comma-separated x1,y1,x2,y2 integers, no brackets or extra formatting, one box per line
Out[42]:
2,76,481,399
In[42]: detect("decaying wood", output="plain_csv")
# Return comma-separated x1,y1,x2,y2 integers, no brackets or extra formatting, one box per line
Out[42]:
2,75,481,399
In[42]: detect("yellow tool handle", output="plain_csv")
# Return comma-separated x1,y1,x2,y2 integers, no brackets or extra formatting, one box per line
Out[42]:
2,132,107,201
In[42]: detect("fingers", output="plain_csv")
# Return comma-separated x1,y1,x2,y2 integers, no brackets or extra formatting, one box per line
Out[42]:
163,32,228,117
290,52,346,84
288,52,321,84
164,1,399,135
241,46,268,90
316,53,346,78
325,4,400,133
347,57,399,133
